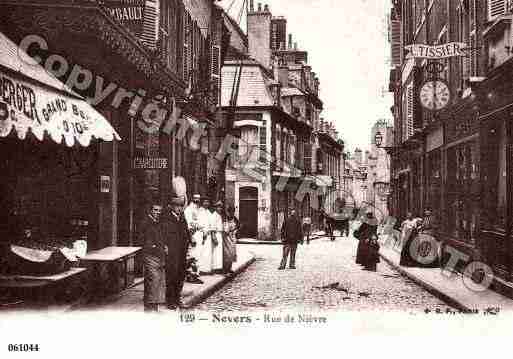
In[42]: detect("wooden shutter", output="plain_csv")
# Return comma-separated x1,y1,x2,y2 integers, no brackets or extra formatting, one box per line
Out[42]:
141,0,160,50
407,84,414,139
488,0,508,21
389,12,402,67
183,11,191,81
259,122,267,164
304,142,312,174
211,44,221,104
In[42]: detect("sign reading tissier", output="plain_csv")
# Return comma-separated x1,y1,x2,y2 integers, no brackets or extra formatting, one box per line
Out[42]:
405,42,467,59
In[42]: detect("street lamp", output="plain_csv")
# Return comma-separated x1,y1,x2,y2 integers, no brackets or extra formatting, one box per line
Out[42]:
375,131,384,147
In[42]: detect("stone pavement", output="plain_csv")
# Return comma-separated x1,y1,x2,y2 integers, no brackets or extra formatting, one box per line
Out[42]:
378,237,513,312
73,246,255,312
197,236,451,313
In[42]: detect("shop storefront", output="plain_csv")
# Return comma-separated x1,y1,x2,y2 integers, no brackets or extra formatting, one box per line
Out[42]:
0,33,120,278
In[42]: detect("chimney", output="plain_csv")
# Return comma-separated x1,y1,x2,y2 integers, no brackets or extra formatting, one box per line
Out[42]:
248,2,272,69
264,4,269,12
294,42,298,50
288,34,293,49
250,0,254,12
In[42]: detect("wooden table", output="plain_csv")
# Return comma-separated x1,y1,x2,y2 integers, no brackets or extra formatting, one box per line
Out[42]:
79,246,141,297
0,267,88,305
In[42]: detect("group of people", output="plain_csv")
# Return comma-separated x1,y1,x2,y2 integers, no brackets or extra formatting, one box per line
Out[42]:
140,194,239,312
399,209,440,268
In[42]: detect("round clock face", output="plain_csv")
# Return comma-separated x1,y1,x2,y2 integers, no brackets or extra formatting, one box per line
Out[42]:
420,80,451,111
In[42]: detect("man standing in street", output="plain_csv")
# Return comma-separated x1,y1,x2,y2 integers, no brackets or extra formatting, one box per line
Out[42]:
278,208,303,270
140,199,166,312
163,196,191,310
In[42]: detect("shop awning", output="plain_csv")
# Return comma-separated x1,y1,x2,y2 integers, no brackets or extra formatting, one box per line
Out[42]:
0,32,121,147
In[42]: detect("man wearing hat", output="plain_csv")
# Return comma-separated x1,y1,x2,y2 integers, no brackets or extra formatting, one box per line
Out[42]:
279,208,303,270
162,196,191,309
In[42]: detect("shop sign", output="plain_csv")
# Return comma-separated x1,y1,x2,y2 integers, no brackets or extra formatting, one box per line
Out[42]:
133,157,168,170
405,42,467,59
100,175,111,193
426,127,443,152
0,71,120,146
104,0,145,35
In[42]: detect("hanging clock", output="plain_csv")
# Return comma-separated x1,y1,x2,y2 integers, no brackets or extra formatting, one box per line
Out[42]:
419,80,451,111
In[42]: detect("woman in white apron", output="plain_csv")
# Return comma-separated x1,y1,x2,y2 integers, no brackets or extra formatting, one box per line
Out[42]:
197,199,213,274
211,201,224,273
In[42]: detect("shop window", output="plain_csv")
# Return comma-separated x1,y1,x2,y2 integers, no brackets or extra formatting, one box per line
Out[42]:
446,140,480,243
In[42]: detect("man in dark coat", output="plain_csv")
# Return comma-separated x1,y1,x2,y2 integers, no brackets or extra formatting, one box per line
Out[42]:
140,201,166,312
278,208,304,270
162,196,191,310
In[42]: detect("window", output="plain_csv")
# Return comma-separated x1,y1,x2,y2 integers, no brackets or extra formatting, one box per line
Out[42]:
446,141,480,242
258,121,267,164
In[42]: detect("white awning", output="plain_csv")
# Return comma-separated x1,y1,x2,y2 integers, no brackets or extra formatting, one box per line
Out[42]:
0,32,120,147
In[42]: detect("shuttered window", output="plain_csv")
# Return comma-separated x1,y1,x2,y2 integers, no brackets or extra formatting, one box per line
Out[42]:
304,142,312,174
403,83,414,142
275,124,281,170
141,0,160,50
211,44,221,105
389,10,402,67
488,0,508,21
183,11,191,82
259,122,267,164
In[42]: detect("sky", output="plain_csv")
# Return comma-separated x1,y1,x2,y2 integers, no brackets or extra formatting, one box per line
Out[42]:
218,0,394,152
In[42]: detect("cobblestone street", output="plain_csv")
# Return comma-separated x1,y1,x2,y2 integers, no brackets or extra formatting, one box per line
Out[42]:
197,237,451,313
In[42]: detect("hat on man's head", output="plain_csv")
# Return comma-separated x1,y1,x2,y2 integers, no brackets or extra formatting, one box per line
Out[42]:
169,196,186,206
193,194,201,200
214,200,224,207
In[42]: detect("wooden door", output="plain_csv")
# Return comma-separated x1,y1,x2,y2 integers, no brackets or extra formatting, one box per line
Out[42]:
239,187,258,238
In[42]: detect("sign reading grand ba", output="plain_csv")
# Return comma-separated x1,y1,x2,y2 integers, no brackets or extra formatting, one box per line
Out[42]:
0,70,119,146
104,0,145,35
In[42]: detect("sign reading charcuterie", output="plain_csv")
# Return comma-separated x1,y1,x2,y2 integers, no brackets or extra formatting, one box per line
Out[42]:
133,157,168,170
0,70,119,146
405,42,467,59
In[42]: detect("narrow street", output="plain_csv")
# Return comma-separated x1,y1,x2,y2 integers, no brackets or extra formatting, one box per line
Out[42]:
197,237,451,313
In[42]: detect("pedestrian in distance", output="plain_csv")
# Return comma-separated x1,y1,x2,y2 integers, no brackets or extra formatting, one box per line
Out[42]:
354,211,378,269
302,216,312,245
162,196,191,310
278,208,303,270
140,199,166,312
365,235,381,271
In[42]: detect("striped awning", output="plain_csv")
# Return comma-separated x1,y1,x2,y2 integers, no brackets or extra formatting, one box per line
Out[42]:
0,32,120,147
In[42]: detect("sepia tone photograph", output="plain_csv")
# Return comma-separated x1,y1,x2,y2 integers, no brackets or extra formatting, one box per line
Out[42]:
0,0,512,355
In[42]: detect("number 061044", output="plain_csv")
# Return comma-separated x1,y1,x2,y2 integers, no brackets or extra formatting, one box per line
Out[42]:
8,344,40,352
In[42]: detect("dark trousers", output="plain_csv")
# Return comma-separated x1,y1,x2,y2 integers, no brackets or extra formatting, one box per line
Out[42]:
303,224,311,243
166,264,186,305
279,243,298,268
341,220,349,237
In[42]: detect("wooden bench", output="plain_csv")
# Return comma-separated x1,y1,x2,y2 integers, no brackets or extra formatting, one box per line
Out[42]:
79,246,141,297
0,267,88,305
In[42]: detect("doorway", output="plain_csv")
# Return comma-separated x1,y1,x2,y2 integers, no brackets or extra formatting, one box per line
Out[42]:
239,186,258,238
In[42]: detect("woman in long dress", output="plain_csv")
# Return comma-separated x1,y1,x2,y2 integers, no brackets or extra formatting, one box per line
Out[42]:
399,212,419,267
197,199,213,274
354,212,378,268
211,201,224,273
223,205,239,273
